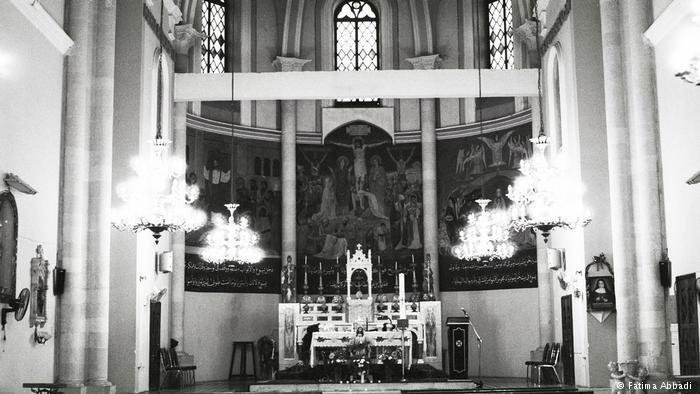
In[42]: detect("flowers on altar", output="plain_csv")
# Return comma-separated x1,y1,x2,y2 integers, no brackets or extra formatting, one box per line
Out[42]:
378,349,401,364
353,356,369,371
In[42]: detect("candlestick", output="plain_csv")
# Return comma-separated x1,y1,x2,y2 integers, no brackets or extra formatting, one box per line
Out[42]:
318,262,324,295
399,273,406,319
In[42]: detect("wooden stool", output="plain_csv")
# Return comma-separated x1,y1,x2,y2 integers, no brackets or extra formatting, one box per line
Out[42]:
228,341,257,380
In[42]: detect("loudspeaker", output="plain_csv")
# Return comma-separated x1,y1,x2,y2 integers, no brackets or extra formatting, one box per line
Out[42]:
53,268,66,295
659,257,672,288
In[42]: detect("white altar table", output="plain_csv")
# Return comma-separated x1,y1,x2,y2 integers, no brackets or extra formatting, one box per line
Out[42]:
309,331,412,367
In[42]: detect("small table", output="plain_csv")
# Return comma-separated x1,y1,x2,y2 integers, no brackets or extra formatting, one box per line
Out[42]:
22,383,67,394
309,331,412,367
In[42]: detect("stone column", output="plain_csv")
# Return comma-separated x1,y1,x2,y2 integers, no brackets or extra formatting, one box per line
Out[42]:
598,0,639,363
273,56,310,301
407,54,441,296
56,0,97,390
85,1,117,393
530,97,554,349
171,24,203,353
620,0,668,378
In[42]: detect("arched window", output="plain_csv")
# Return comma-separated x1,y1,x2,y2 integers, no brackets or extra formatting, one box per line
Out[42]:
201,0,227,73
254,157,262,176
263,158,271,177
487,0,514,70
335,0,379,106
272,159,281,177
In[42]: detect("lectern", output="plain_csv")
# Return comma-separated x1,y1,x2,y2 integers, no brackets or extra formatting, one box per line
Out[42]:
447,316,470,379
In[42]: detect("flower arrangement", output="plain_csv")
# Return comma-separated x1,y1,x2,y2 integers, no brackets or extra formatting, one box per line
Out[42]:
378,349,401,364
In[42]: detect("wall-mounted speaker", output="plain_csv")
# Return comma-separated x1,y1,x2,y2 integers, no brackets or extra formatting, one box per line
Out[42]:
53,267,65,295
159,251,173,273
659,257,672,288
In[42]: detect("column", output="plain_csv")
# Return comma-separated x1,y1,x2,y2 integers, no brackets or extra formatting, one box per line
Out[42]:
407,54,441,296
530,97,554,349
56,0,97,390
598,0,639,363
85,1,117,393
620,0,668,378
171,23,203,353
273,56,310,300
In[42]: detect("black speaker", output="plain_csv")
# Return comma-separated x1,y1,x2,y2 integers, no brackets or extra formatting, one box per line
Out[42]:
659,257,672,288
53,268,66,295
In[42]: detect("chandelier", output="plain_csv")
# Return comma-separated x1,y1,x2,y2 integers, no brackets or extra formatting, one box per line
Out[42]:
507,133,591,242
452,199,515,261
452,4,513,262
201,203,263,264
112,136,207,243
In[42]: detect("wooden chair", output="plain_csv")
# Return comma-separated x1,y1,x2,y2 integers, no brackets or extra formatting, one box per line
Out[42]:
528,342,562,386
160,348,197,389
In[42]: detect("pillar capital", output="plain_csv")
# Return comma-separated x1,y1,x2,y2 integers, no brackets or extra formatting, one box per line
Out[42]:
406,54,442,70
173,24,204,55
272,56,311,72
513,20,538,51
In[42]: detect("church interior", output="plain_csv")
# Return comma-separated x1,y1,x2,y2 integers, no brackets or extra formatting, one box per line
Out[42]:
1,0,700,393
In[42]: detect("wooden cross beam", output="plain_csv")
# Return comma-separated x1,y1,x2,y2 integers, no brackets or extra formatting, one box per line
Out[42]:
174,69,539,102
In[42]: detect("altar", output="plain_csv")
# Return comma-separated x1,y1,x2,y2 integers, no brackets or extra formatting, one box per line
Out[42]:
278,245,443,371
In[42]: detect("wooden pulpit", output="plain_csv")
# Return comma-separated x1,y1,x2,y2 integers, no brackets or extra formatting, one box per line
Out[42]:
447,316,470,380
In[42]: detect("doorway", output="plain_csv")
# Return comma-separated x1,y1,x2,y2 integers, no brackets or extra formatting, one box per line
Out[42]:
676,273,700,375
561,295,575,385
149,302,162,390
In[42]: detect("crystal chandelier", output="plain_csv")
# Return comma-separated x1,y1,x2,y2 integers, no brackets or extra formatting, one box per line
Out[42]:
201,203,263,264
452,199,516,261
506,6,590,244
112,136,207,244
507,133,591,242
452,5,514,262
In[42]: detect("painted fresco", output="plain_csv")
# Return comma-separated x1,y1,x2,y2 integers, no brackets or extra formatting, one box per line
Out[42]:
184,130,282,293
437,123,538,291
296,123,425,294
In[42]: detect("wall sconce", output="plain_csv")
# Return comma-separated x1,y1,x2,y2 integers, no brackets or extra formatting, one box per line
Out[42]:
34,326,52,344
676,56,700,85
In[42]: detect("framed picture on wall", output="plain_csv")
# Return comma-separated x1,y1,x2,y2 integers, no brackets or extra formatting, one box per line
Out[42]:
587,276,615,311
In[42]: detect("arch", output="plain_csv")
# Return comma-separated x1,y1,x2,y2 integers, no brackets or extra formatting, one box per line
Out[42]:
321,107,395,142
281,0,307,57
407,0,434,56
544,42,566,155
151,48,172,143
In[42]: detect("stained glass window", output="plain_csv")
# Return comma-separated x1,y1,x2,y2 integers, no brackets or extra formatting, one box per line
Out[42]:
201,0,227,74
487,0,514,70
335,0,379,105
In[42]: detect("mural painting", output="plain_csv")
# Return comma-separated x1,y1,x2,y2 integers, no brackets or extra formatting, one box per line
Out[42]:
295,123,425,295
185,130,282,294
437,123,538,291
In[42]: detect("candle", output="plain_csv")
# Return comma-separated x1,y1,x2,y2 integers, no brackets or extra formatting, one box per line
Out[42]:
399,273,406,319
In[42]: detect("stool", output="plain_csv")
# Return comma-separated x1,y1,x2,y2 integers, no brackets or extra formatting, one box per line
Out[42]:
229,341,257,380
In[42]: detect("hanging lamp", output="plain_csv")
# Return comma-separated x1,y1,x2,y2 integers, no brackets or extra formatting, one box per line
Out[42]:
506,4,590,243
201,16,263,264
452,0,515,261
112,2,206,243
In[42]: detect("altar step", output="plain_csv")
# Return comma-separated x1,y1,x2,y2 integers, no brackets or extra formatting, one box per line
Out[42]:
247,380,593,393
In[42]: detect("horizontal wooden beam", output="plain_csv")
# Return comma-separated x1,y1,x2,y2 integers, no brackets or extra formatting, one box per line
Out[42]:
174,69,539,102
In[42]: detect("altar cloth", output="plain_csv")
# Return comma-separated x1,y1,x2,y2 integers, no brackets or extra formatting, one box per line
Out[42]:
309,331,412,366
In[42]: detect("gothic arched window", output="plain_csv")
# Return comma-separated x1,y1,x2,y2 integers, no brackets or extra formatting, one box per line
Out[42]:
487,0,514,70
335,0,379,105
201,0,227,73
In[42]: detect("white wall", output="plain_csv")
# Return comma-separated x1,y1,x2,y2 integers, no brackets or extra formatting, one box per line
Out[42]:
654,9,700,284
183,293,279,381
0,2,64,392
441,289,540,377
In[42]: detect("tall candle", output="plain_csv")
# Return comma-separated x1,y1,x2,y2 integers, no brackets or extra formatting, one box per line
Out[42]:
399,273,406,319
